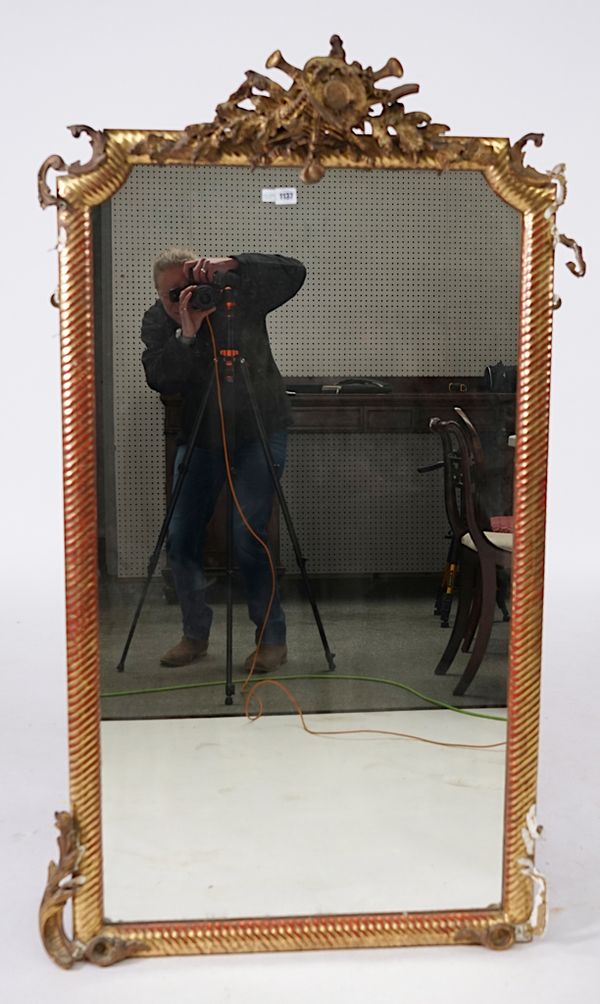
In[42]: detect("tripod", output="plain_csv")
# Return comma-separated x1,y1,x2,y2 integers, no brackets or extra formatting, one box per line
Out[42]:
116,279,336,701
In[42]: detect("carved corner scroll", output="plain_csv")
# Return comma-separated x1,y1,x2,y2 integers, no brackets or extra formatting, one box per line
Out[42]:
454,806,547,950
80,935,149,968
454,922,516,950
558,232,587,277
517,805,548,940
509,136,586,308
40,812,148,969
38,125,107,209
547,162,567,209
553,232,586,309
39,812,84,968
131,34,492,181
509,132,549,186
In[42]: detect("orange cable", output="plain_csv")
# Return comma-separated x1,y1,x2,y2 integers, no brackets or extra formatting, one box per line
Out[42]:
244,679,506,751
205,319,501,754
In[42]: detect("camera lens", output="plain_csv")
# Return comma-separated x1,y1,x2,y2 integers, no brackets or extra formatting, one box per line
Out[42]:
189,285,218,310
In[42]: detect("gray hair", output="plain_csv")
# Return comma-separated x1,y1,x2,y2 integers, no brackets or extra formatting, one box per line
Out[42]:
153,247,197,288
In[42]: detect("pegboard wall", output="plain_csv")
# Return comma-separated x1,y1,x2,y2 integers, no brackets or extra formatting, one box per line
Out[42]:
100,165,520,577
280,433,449,575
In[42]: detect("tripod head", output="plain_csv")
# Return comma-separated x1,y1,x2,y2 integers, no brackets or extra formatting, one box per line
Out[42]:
202,271,241,381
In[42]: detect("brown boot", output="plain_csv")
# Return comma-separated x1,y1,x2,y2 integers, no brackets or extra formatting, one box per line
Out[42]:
160,636,209,667
244,643,288,674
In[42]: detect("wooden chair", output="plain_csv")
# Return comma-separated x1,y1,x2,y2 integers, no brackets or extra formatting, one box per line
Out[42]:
429,415,512,696
423,408,512,629
454,407,512,627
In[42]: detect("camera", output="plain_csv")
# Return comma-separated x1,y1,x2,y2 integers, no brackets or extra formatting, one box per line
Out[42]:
168,270,239,311
188,284,222,311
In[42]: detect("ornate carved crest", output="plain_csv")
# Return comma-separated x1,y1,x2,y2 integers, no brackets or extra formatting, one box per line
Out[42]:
132,34,489,180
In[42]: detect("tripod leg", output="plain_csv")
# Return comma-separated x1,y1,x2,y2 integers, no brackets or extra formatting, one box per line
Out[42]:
239,359,336,672
434,533,452,617
116,372,215,672
434,550,476,676
435,550,449,610
224,474,235,705
437,535,460,628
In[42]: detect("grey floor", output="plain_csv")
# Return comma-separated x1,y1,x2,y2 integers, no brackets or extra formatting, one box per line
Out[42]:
100,576,509,719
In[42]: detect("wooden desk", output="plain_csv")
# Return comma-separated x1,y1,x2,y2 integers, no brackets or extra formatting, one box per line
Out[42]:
287,379,514,437
161,378,515,573
289,379,515,521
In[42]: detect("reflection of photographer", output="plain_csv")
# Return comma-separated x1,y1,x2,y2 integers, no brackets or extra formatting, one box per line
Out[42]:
141,250,306,670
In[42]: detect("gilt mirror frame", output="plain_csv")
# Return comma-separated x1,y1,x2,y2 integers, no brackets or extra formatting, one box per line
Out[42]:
38,35,585,968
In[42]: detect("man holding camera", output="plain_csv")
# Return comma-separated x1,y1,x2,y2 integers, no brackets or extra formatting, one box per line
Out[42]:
141,249,306,670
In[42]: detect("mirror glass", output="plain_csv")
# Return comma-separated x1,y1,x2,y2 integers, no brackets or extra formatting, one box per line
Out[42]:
93,164,518,922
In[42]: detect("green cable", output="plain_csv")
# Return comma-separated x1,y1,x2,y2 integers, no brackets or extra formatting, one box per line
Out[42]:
100,672,506,723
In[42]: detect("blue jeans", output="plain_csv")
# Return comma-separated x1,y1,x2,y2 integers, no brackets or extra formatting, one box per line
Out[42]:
166,431,288,645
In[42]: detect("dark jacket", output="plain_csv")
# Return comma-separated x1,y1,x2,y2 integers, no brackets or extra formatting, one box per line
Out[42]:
141,253,306,448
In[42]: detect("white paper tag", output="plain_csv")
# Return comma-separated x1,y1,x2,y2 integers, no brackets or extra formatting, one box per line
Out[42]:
262,187,297,205
275,187,297,204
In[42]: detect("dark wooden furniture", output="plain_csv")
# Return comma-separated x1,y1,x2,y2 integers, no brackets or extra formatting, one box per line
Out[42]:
454,406,511,632
287,376,513,431
430,414,513,697
161,377,515,575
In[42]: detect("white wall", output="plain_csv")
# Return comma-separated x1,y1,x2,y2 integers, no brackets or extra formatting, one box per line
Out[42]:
2,1,599,1000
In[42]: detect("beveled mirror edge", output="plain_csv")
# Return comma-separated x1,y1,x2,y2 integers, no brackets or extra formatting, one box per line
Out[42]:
39,36,583,966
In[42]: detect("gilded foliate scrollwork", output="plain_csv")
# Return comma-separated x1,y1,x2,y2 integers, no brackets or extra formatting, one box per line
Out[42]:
39,811,85,968
38,125,107,209
131,35,492,181
508,135,586,302
558,233,586,277
509,132,550,186
40,812,148,968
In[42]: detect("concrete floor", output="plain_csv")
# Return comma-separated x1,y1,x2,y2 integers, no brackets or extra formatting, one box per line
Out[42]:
101,708,507,922
100,577,509,719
